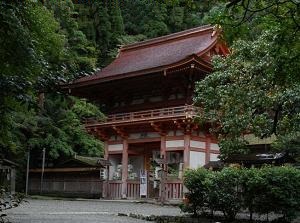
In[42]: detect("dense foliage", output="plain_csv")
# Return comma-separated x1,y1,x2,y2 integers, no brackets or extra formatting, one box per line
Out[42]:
0,0,219,162
0,1,103,163
194,0,300,159
73,0,219,65
182,166,300,222
16,95,104,159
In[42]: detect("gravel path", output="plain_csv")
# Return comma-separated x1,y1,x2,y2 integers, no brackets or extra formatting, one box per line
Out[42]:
4,199,182,223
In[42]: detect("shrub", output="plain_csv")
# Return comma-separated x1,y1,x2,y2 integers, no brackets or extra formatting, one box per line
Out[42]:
208,167,242,220
182,168,211,215
239,167,268,221
260,166,300,221
182,166,300,222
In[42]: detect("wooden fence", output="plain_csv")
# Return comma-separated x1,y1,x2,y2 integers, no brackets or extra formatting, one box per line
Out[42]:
107,180,183,200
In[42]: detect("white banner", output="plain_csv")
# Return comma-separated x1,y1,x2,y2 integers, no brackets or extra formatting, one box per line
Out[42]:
140,170,147,197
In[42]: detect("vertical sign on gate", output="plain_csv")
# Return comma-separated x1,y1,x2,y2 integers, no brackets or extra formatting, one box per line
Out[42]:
140,170,147,198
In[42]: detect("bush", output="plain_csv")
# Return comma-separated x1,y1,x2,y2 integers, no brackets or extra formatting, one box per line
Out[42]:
208,168,242,220
183,168,211,215
260,166,300,221
182,166,300,222
240,167,268,221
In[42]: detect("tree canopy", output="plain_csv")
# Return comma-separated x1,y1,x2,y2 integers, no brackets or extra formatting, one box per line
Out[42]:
194,0,300,159
0,1,102,162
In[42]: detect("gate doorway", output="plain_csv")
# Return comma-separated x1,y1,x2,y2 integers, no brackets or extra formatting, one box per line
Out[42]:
128,142,160,199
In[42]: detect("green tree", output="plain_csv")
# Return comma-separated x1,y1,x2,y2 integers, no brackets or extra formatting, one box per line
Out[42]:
0,1,66,155
0,0,104,167
16,95,104,159
194,0,300,158
45,0,97,75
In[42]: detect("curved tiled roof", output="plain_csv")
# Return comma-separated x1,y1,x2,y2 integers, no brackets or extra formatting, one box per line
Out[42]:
71,25,223,86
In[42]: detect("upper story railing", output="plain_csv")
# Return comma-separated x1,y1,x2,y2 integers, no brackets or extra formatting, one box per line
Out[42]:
84,105,198,126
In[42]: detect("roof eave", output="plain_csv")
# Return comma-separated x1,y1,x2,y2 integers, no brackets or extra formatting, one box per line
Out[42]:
65,55,212,89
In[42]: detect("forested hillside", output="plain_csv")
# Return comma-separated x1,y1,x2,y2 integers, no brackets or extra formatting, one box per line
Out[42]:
0,0,299,190
0,0,219,188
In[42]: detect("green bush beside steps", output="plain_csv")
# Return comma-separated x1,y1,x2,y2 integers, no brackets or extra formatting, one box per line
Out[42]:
181,166,300,222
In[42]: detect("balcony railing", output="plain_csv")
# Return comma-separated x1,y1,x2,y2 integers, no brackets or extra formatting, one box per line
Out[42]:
85,105,197,126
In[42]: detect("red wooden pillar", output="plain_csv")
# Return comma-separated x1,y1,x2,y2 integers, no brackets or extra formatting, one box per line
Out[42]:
184,134,190,169
160,135,166,204
160,136,166,159
205,136,211,164
104,141,108,160
103,141,109,198
121,139,128,198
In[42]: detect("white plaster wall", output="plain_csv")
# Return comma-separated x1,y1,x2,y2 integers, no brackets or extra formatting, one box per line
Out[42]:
176,130,184,136
210,153,220,162
189,151,206,169
192,131,205,137
129,132,160,139
166,140,184,148
109,135,121,141
129,133,141,139
190,140,205,149
148,132,160,138
167,131,175,136
211,143,220,151
108,144,123,152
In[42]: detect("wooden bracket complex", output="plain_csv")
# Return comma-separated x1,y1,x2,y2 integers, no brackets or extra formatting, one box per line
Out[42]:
96,130,109,141
112,126,128,139
88,127,109,141
173,119,183,130
150,122,166,136
174,119,199,134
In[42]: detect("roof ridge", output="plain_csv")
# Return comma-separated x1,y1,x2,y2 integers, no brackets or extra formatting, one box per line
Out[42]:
121,25,213,51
